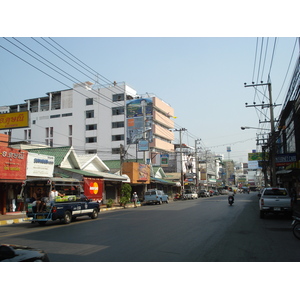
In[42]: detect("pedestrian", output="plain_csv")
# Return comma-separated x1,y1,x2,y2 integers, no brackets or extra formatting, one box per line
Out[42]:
49,187,65,205
132,192,138,208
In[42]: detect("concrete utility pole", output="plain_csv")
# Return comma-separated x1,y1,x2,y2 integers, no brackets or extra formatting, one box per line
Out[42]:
244,82,279,186
195,139,201,194
175,128,187,196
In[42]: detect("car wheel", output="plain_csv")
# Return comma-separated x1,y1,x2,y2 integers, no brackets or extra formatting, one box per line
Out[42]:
91,209,98,219
293,223,300,240
63,211,72,224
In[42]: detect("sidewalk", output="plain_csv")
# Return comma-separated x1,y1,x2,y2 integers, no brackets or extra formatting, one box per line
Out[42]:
0,203,141,226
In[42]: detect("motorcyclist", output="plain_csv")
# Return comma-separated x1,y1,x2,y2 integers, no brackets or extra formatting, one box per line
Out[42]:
228,188,234,203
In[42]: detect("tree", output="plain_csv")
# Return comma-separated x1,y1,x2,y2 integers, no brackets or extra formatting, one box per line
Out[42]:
119,183,132,208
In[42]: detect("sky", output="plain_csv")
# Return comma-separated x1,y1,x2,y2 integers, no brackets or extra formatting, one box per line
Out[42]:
0,2,299,166
1,36,298,163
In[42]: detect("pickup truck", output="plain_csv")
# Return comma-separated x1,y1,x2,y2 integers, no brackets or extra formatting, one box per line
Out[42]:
23,177,100,225
144,189,169,205
27,196,100,225
258,187,292,218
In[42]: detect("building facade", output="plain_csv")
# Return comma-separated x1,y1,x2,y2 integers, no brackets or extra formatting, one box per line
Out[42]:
0,81,175,165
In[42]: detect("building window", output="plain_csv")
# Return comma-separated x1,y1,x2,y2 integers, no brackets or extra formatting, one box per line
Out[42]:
51,94,61,110
86,124,97,130
112,121,124,128
112,94,125,102
49,139,53,147
50,127,53,137
50,114,60,118
86,137,97,143
112,148,121,154
86,149,97,154
86,98,93,105
112,134,124,141
86,110,94,118
24,129,31,140
69,137,72,146
62,113,72,117
112,107,124,115
69,125,72,136
46,127,49,138
40,98,49,111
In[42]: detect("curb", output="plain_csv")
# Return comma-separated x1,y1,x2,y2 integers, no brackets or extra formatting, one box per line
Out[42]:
0,217,32,226
0,204,142,226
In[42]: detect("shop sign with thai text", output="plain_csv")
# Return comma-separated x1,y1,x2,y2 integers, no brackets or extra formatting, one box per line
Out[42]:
0,111,29,130
0,146,28,180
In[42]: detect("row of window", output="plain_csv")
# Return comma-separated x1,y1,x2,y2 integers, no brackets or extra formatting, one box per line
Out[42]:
85,107,125,119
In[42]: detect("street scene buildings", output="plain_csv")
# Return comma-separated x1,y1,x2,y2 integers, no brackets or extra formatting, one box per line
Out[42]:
0,45,300,215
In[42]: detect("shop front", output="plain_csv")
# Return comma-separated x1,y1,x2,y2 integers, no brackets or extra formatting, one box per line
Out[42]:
0,146,28,214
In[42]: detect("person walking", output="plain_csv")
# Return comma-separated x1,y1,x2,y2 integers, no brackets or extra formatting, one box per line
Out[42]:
132,192,138,208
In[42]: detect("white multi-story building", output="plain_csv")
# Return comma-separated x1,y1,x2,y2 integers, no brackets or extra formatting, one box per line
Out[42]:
0,81,175,164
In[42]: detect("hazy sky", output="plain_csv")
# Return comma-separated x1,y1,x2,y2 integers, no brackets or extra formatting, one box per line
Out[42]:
1,2,299,164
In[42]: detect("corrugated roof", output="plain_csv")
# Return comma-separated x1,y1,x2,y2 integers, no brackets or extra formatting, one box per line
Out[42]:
27,146,72,166
61,168,129,182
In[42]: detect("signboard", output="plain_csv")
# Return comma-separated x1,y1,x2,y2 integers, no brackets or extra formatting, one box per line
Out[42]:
248,152,269,161
275,153,297,166
247,160,260,169
83,177,104,200
160,154,169,166
26,153,55,177
0,111,29,130
138,139,149,151
0,146,28,180
126,98,153,144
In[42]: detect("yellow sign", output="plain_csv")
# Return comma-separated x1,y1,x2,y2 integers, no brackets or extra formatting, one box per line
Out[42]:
0,111,29,130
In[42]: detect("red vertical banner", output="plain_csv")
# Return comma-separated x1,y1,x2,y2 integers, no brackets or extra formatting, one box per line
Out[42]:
0,146,28,180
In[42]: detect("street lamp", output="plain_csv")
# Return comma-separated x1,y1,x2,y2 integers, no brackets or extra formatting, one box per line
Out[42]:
241,126,271,131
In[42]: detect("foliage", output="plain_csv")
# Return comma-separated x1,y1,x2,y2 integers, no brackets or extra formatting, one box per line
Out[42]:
106,199,114,208
119,183,132,208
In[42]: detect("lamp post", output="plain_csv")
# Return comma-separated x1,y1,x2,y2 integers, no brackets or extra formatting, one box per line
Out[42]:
241,126,271,131
241,125,271,187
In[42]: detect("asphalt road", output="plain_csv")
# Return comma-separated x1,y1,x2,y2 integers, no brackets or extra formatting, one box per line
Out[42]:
1,192,300,262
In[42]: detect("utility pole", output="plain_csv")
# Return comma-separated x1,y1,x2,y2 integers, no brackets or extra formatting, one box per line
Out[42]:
244,81,280,186
195,139,201,194
175,128,187,196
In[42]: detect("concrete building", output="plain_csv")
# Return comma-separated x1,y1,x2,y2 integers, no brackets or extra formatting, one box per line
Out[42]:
0,81,175,165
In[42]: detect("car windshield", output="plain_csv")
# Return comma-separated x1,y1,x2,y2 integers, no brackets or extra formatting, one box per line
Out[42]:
145,191,156,195
264,189,287,196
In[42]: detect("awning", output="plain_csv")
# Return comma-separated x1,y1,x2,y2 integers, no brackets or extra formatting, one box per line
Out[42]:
150,177,176,185
60,168,129,182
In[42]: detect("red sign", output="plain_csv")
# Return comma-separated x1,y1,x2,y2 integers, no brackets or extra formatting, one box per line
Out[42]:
0,146,28,180
83,177,103,200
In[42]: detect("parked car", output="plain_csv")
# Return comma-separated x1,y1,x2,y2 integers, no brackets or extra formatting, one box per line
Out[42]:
211,189,219,196
144,189,169,205
0,244,50,262
199,189,210,197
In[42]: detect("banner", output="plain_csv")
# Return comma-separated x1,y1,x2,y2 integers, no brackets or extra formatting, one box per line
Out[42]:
0,111,29,130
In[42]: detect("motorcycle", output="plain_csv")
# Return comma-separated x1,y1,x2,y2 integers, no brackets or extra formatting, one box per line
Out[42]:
228,195,234,206
291,215,300,240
